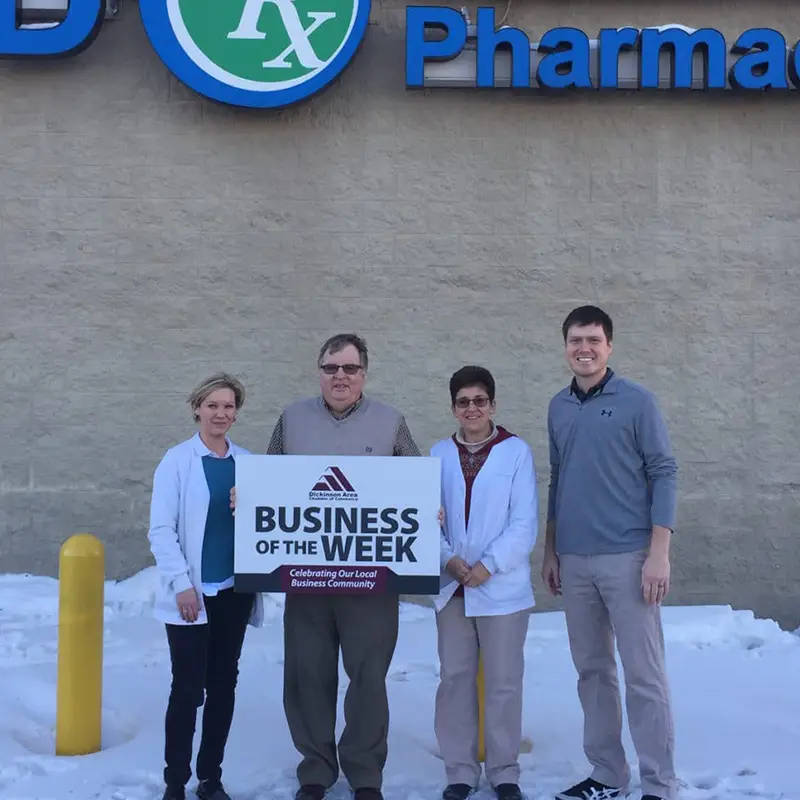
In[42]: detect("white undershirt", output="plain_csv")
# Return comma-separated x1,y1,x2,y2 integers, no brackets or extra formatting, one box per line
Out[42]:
455,422,498,453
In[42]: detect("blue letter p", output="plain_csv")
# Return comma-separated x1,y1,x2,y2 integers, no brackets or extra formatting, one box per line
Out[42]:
406,5,467,87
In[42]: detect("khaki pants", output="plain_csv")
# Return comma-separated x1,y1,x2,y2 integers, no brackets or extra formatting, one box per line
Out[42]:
282,593,399,790
560,549,676,800
434,595,531,788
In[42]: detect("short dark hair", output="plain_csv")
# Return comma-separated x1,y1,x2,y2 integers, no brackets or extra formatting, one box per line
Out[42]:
449,366,496,405
317,333,368,370
562,305,613,343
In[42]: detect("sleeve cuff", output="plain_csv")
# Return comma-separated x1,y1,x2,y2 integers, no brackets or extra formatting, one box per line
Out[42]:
480,554,498,574
441,549,455,570
652,516,676,532
172,573,192,594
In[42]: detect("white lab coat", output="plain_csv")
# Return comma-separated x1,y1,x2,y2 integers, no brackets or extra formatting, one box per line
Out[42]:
431,433,538,617
147,432,264,627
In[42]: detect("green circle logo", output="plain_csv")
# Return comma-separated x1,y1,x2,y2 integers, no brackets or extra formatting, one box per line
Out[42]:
141,0,371,107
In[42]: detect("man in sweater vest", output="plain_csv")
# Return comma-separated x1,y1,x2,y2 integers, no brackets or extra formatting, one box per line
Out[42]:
266,333,421,800
542,306,678,800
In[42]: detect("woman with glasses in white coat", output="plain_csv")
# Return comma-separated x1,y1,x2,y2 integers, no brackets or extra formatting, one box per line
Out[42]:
148,372,264,800
431,366,538,800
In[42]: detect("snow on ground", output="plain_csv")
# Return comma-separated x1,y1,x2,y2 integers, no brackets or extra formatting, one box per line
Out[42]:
0,568,798,800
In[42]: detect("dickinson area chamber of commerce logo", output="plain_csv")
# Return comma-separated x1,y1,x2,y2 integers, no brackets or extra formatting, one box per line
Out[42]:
309,466,358,501
138,0,372,108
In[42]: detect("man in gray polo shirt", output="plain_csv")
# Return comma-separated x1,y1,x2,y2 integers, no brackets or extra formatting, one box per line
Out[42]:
542,306,678,800
267,333,420,800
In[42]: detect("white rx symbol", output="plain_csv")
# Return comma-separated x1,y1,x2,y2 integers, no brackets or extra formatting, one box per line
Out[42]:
228,0,338,70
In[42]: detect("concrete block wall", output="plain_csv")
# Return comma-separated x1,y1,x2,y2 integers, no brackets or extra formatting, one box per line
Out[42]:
1,0,798,628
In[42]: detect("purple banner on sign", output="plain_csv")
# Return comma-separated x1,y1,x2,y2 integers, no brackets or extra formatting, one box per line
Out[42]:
280,565,388,594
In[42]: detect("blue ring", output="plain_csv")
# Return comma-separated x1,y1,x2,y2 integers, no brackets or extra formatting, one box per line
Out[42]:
139,0,371,108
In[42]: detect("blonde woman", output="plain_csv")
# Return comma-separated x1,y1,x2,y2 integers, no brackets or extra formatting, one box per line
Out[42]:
148,373,264,800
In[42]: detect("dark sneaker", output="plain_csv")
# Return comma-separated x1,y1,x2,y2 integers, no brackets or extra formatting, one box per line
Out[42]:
353,790,384,800
496,784,524,800
555,779,621,800
296,786,327,800
443,785,473,800
162,787,185,800
196,780,232,800
641,796,665,800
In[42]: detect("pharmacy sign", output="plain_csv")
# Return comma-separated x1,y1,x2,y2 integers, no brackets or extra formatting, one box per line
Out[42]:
139,0,371,107
5,2,800,106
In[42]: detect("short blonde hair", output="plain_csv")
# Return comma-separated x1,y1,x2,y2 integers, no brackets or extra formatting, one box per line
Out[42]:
187,372,246,422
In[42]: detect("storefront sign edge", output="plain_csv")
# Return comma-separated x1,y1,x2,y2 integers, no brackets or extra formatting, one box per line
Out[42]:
1,1,798,106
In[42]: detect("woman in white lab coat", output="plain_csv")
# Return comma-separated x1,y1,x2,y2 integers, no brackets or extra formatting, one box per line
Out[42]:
430,366,538,800
148,372,264,800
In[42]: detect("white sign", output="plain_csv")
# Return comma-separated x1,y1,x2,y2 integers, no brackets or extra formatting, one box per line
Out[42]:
233,454,442,595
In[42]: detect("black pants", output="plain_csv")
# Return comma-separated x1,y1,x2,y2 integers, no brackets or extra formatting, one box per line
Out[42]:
163,588,254,789
283,593,399,790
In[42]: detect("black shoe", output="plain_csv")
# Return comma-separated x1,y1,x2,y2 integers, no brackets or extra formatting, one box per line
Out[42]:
641,796,665,800
353,789,384,800
162,788,185,800
296,786,327,800
496,784,524,800
443,785,473,800
196,780,232,800
555,779,621,800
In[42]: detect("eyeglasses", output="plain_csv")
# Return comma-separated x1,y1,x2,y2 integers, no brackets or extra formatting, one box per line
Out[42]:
454,396,490,409
320,363,362,375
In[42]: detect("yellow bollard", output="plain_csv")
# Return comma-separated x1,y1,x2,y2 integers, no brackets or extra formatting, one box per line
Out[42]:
56,533,104,756
477,651,486,762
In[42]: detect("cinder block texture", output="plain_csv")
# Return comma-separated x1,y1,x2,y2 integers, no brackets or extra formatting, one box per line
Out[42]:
1,1,799,629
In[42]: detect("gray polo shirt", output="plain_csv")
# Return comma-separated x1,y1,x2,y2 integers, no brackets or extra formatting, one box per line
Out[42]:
547,373,678,555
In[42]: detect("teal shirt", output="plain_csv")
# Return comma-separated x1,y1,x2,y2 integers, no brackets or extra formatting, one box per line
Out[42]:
201,454,236,584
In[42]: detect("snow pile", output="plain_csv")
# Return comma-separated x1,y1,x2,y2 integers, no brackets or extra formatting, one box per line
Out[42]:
0,570,798,800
